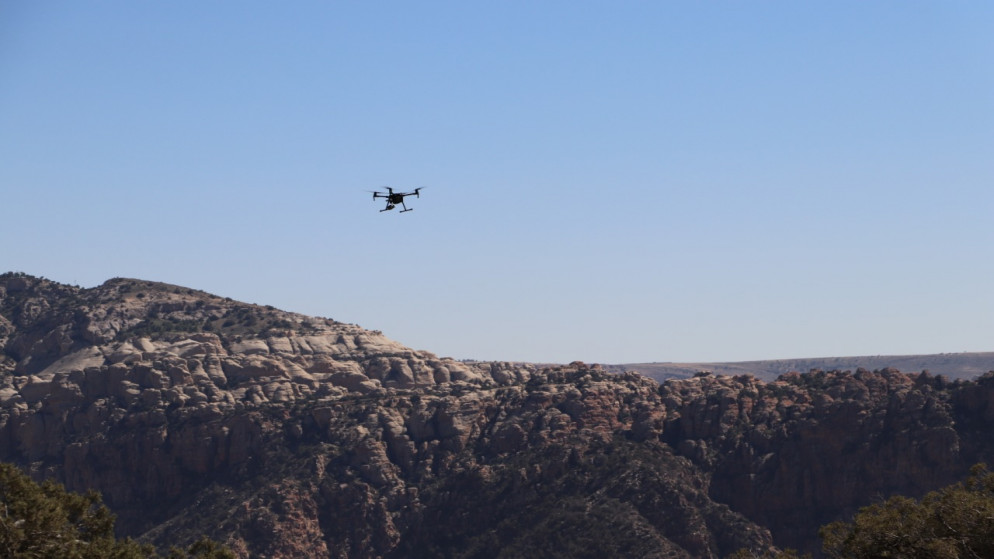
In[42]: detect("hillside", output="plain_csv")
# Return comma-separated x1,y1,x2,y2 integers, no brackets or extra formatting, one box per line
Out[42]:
2,272,994,557
606,353,994,383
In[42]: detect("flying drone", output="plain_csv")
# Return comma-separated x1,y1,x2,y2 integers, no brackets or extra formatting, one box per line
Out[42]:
369,187,423,213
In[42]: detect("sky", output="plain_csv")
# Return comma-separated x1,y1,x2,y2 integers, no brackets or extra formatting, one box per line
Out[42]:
1,2,992,364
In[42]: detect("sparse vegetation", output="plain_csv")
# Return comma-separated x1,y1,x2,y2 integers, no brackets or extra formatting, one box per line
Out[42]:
819,464,994,559
116,317,206,340
0,462,234,558
398,434,765,558
732,464,994,558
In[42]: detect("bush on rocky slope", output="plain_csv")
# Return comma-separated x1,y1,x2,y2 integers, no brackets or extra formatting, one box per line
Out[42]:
820,463,994,559
0,462,234,558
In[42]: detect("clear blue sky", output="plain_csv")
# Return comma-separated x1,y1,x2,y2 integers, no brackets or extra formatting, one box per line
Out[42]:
2,2,992,364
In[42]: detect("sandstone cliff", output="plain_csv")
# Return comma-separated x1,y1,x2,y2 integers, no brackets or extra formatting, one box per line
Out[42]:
1,272,992,557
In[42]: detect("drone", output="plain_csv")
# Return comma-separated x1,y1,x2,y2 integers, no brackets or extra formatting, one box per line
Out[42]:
369,187,423,213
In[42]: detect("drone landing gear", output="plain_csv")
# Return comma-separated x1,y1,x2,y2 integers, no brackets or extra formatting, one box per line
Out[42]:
400,208,413,213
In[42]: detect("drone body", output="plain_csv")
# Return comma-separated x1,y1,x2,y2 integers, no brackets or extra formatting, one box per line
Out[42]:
370,187,422,213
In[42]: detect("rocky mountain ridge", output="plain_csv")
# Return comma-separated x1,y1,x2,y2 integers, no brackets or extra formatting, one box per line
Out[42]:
606,353,994,383
2,272,993,557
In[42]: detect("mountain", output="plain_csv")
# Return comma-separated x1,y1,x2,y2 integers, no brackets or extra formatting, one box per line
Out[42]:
606,353,994,383
2,272,993,557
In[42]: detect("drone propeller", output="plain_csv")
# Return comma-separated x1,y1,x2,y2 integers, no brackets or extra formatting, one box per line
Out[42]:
365,186,424,201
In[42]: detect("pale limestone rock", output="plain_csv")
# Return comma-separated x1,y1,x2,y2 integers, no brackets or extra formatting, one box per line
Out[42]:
117,381,142,406
183,386,209,405
187,361,213,384
329,371,372,392
166,339,216,358
20,380,54,404
107,342,142,364
266,336,294,354
284,362,315,383
491,368,513,384
221,356,288,384
244,385,267,404
379,410,415,472
430,364,451,383
167,365,194,386
162,387,188,407
305,357,363,377
39,347,105,377
384,359,416,388
352,333,402,354
358,380,381,393
433,392,487,450
203,357,228,386
132,364,170,390
289,336,314,354
264,382,295,403
444,360,485,383
230,339,269,355
0,313,13,340
302,334,346,355
0,387,22,405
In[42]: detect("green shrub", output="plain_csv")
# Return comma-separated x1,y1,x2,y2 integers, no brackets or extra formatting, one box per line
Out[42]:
820,464,994,559
0,463,234,558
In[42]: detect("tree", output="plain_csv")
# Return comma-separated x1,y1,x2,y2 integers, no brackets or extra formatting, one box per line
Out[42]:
0,463,234,558
820,464,994,558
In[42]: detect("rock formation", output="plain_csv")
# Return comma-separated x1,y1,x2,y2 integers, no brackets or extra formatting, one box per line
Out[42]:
1,272,992,557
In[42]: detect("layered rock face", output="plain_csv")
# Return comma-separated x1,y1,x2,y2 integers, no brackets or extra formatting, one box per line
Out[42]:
0,274,769,557
134,367,774,558
659,369,994,551
1,272,992,557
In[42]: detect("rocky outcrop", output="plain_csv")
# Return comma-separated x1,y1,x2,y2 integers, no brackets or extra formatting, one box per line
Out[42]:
125,365,773,558
658,369,994,552
0,274,772,556
2,272,993,557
